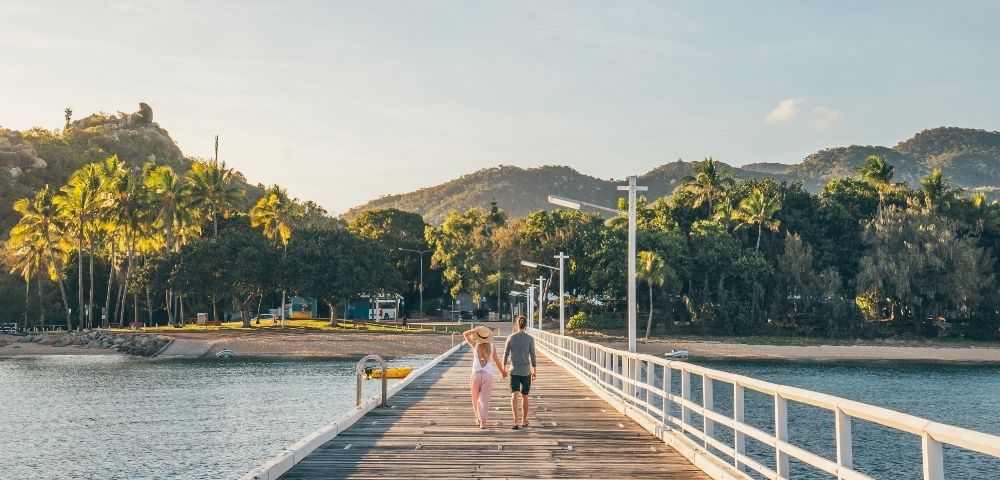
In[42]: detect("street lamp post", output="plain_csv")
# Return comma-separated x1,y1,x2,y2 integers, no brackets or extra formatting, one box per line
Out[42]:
537,276,545,331
398,248,431,317
548,175,647,353
521,253,569,335
513,281,535,328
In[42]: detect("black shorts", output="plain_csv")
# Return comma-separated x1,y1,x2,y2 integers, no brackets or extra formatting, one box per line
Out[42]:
510,374,531,395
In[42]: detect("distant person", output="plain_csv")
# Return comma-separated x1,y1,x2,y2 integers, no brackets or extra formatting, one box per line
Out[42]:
503,315,537,429
462,325,507,429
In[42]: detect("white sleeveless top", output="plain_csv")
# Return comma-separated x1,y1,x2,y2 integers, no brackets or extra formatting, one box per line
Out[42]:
472,343,495,374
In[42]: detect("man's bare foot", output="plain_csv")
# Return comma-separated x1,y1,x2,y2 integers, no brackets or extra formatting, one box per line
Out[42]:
521,420,529,427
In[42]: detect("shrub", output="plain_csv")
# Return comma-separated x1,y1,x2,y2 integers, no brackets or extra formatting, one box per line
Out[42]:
566,311,622,330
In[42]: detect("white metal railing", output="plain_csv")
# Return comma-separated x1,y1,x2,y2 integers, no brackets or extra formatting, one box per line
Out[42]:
529,329,1000,480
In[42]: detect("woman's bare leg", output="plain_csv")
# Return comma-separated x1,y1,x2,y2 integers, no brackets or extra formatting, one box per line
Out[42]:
470,374,482,425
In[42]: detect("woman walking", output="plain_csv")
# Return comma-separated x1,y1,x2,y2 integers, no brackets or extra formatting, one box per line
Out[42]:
463,325,507,429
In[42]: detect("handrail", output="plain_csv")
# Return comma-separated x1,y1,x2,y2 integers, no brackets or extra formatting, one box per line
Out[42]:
355,354,388,407
528,329,1000,480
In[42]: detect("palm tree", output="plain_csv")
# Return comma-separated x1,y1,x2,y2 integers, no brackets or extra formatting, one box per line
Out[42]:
186,159,244,237
679,157,736,218
250,185,303,327
94,156,128,327
250,185,300,246
186,159,244,321
970,192,1000,236
637,250,671,338
732,187,782,251
144,165,198,325
919,169,961,212
55,163,102,328
5,233,48,327
100,158,153,325
10,186,72,328
856,155,897,221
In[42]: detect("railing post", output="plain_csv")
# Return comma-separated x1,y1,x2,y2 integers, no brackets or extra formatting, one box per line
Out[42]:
662,365,672,426
734,384,745,471
681,370,691,427
622,355,636,401
611,353,618,390
835,408,853,476
775,395,790,478
922,433,944,480
703,375,714,447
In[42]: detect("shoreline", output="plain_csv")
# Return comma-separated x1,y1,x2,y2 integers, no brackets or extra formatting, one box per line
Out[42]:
608,339,1000,363
4,330,1000,363
1,330,455,359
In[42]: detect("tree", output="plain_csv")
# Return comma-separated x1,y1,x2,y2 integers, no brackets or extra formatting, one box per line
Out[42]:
282,228,402,325
5,228,51,326
637,250,671,338
10,186,72,328
64,107,73,128
348,208,435,315
732,186,782,251
678,158,736,218
186,159,243,320
919,169,961,212
426,207,505,301
55,163,102,328
856,155,899,221
185,159,244,237
856,203,994,335
251,185,303,247
145,165,198,324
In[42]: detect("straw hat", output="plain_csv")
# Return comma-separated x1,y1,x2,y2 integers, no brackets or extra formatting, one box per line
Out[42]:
473,325,494,344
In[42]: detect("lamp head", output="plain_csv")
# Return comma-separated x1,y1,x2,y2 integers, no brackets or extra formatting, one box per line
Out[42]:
520,260,539,268
548,195,581,210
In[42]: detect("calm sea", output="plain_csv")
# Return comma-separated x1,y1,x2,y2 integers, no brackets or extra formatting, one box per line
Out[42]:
0,355,432,480
684,359,1000,479
2,355,998,479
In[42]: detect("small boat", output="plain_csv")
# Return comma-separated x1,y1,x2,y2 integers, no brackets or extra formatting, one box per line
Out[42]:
663,350,689,359
216,348,237,359
365,366,413,379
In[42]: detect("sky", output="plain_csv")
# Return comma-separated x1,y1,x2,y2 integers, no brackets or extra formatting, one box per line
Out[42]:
2,1,999,214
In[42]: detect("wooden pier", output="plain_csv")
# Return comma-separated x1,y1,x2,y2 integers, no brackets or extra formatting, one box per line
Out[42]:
278,347,710,479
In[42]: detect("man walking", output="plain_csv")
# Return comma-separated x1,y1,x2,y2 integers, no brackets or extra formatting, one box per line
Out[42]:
503,315,537,429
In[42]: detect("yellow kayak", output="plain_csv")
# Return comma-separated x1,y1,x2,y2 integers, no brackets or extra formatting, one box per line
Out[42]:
365,366,413,379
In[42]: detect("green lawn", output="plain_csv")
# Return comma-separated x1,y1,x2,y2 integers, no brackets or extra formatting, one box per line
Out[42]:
107,319,468,334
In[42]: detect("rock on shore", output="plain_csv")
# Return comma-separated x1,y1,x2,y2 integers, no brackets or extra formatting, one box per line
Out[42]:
20,330,171,357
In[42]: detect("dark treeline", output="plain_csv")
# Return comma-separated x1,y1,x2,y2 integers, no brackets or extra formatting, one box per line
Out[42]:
425,157,1000,340
4,151,1000,340
1,152,409,329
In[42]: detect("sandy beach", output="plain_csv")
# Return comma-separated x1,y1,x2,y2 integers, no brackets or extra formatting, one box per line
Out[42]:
5,329,1000,362
0,330,455,359
603,339,1000,363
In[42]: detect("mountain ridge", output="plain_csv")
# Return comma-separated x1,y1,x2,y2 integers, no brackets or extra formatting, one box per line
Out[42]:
344,127,1000,224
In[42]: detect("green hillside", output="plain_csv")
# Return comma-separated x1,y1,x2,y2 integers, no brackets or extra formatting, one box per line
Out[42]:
344,127,1000,224
0,103,263,234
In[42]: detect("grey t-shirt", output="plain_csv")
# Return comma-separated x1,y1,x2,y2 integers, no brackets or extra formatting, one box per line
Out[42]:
503,331,537,377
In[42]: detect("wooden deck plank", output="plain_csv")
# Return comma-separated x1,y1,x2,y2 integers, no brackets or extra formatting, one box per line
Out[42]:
279,345,710,479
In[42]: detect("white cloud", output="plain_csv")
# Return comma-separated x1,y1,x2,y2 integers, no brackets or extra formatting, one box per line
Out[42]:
809,107,843,130
763,98,804,124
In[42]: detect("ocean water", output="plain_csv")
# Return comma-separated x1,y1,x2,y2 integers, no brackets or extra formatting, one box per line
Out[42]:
0,355,432,480
671,359,1000,479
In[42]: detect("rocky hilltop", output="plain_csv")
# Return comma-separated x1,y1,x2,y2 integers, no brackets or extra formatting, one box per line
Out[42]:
0,103,262,233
